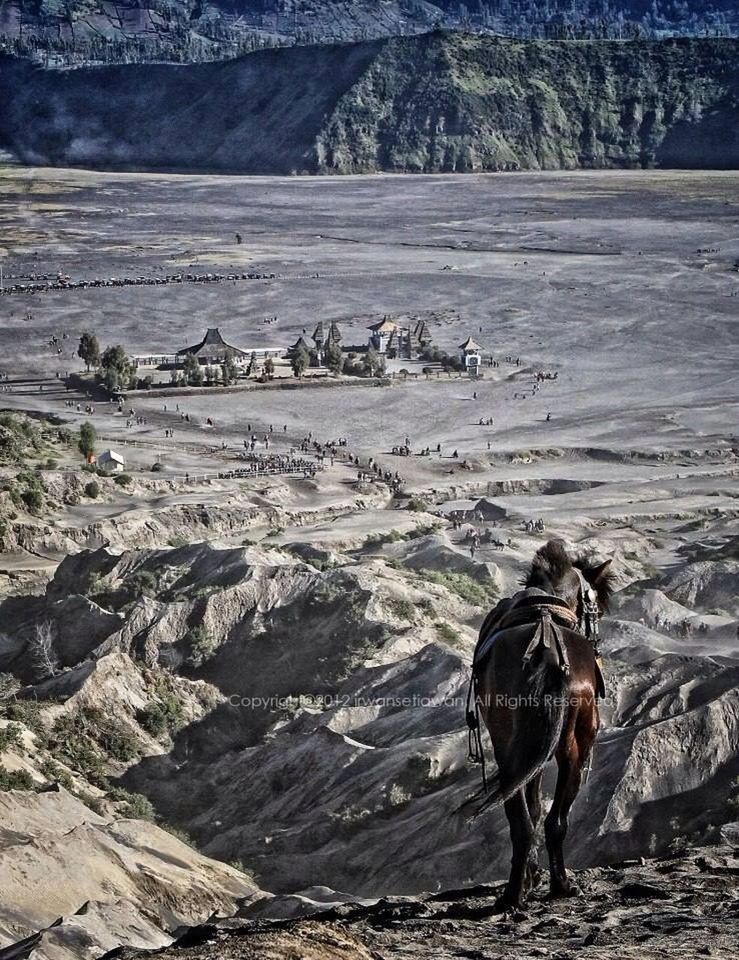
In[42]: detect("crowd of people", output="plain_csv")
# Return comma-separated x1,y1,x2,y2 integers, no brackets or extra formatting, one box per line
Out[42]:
227,453,319,478
0,269,277,297
647,616,710,637
522,518,546,533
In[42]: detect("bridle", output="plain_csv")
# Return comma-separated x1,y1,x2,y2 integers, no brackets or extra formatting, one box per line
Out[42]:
574,568,601,656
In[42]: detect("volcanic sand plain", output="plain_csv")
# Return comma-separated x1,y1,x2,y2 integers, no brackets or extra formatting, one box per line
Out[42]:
1,166,737,507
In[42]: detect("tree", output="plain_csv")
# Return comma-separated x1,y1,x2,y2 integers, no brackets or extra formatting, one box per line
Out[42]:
362,345,385,377
221,350,239,385
29,621,59,680
325,340,344,374
263,357,275,379
78,332,100,370
78,421,96,460
100,344,132,391
182,352,204,386
100,344,130,375
102,367,120,391
247,352,257,377
291,346,310,378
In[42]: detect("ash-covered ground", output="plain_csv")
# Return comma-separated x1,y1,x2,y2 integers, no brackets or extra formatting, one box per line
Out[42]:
0,167,737,960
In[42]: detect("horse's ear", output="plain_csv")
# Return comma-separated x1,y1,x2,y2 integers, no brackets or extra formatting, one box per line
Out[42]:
582,558,614,612
583,558,612,585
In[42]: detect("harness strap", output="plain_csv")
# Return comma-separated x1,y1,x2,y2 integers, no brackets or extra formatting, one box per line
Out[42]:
521,609,570,676
475,599,577,668
465,672,487,790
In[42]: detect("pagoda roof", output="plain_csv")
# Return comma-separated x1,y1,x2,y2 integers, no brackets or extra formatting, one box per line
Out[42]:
414,319,432,341
177,327,245,357
290,336,312,352
369,318,399,333
459,336,482,352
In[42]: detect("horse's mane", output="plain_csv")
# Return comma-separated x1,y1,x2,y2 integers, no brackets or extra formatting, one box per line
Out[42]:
524,539,572,589
524,539,615,612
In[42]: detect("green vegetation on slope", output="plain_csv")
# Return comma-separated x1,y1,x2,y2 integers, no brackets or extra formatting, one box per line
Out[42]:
315,33,739,172
0,32,737,173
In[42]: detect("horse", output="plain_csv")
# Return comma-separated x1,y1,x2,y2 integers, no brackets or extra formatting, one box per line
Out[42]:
470,540,614,910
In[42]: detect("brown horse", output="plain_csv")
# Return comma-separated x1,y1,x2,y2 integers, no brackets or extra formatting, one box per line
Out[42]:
471,540,614,910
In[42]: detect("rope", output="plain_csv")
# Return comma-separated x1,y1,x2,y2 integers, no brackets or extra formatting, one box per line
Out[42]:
465,673,487,791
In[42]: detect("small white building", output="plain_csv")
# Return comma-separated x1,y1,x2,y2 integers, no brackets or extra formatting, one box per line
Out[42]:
459,336,482,374
97,449,125,474
368,317,400,354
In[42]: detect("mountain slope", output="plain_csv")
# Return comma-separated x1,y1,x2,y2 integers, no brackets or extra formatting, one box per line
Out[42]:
2,1,737,67
1,32,738,173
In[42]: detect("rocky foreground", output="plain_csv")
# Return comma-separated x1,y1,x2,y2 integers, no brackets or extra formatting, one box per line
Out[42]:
1,414,738,959
97,837,739,960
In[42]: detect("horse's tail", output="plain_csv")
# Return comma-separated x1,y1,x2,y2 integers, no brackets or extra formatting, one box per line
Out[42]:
475,644,569,815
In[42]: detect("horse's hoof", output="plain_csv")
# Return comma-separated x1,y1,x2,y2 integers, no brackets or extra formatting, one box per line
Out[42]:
492,894,523,914
547,881,580,900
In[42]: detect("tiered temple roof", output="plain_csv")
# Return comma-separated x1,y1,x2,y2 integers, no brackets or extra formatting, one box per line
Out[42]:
290,335,313,353
177,327,246,359
368,317,399,334
325,320,342,344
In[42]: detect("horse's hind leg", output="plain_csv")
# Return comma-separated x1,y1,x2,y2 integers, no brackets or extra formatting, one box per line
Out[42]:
497,789,535,910
524,772,543,891
544,712,594,898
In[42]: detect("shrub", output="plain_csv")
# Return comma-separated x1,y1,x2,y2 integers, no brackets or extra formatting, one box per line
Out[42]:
114,473,132,487
0,700,48,743
77,791,105,815
0,672,19,697
185,625,217,667
420,569,496,607
40,757,74,790
435,621,461,644
0,764,34,791
405,498,428,512
48,709,140,788
388,598,415,621
404,522,440,539
128,570,159,600
151,462,163,472
20,487,43,512
365,530,404,546
0,412,44,464
84,480,100,498
0,722,23,752
137,692,185,738
108,786,155,820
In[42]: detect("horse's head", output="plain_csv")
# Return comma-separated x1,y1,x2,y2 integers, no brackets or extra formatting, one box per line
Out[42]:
525,539,614,616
